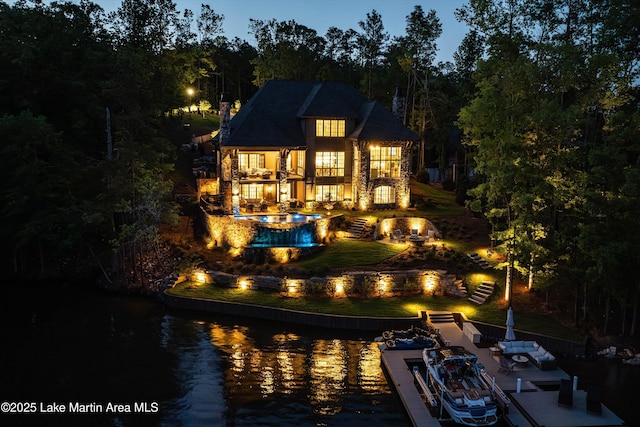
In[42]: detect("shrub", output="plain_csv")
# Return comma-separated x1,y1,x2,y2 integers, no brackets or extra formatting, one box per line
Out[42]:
416,166,430,183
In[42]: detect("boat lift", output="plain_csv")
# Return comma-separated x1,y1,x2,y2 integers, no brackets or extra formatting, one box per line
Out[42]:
480,369,511,412
412,366,438,409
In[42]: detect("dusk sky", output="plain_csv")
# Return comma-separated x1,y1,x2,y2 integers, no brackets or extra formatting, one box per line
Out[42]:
98,0,471,64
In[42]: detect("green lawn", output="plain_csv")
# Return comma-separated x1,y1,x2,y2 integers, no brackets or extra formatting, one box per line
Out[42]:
410,180,467,216
167,281,582,341
298,240,406,271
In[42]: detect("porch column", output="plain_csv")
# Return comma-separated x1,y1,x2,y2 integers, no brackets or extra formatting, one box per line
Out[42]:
357,142,371,211
278,148,289,212
231,150,240,214
398,142,411,208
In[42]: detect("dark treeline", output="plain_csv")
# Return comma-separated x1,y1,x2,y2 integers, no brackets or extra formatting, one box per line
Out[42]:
1,0,639,337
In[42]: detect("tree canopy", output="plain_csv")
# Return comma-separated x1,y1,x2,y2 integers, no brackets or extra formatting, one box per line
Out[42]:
1,0,639,337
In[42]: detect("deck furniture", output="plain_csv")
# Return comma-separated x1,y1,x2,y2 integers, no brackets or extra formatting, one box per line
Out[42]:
558,379,573,407
489,346,502,356
497,340,557,370
511,354,528,367
498,356,515,375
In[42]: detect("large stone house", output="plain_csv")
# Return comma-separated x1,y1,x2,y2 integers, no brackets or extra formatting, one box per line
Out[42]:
216,80,420,213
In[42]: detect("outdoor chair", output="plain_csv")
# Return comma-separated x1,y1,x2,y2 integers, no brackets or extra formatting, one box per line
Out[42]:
558,378,573,407
498,356,515,375
392,230,405,242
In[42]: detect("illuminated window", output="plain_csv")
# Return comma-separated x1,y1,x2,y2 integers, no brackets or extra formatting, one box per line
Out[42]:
286,150,305,176
315,119,345,137
238,153,265,170
241,184,263,201
315,152,344,177
369,146,401,178
374,186,395,204
316,185,344,202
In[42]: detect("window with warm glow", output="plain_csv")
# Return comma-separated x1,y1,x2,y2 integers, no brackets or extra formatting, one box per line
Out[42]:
369,146,401,178
241,184,263,201
238,153,265,170
315,152,344,176
316,185,344,202
315,119,345,137
374,186,395,204
286,150,305,176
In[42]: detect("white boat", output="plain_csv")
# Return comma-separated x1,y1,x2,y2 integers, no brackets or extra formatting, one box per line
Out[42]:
423,346,499,426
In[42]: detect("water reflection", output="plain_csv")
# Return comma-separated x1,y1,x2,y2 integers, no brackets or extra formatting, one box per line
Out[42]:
310,339,348,415
200,323,393,422
1,286,407,426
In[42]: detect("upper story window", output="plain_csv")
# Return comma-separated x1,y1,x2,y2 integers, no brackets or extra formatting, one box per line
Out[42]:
370,146,401,178
315,152,344,177
316,119,345,137
238,153,265,170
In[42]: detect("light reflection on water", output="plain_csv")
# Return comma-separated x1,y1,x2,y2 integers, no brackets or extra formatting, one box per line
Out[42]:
1,287,408,427
161,313,406,426
196,321,397,424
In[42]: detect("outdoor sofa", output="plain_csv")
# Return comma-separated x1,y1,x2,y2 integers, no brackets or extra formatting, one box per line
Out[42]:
497,340,557,370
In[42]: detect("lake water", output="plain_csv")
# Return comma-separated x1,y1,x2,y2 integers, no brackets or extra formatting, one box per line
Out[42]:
0,285,408,427
0,284,634,427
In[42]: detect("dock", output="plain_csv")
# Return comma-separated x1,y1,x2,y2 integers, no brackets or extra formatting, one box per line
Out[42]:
379,313,627,427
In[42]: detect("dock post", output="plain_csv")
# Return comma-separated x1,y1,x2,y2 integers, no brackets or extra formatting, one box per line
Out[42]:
573,376,578,391
516,378,521,393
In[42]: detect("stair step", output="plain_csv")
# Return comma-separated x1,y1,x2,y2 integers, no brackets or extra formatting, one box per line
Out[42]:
469,296,486,304
428,313,455,323
346,218,367,239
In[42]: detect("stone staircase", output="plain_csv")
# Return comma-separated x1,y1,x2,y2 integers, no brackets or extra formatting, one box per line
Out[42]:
468,281,495,305
346,217,367,238
453,278,467,296
427,312,455,323
467,252,491,269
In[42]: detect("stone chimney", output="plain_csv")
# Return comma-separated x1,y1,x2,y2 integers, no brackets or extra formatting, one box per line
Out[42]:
392,86,406,124
219,92,232,145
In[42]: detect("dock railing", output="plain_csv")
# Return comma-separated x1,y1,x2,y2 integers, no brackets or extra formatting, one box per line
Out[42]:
480,369,511,412
412,366,438,408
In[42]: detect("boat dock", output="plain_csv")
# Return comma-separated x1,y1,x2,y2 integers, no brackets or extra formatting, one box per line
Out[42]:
379,313,627,427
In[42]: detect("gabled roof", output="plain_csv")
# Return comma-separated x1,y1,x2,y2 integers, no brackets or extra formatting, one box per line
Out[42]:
349,101,421,142
222,80,419,148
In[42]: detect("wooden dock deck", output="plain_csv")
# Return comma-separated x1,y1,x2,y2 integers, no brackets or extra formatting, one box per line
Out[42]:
379,313,627,427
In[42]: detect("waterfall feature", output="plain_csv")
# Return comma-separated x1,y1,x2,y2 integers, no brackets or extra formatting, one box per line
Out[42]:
251,223,317,247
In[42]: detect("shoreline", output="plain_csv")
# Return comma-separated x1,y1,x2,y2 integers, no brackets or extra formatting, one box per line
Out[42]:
163,291,419,331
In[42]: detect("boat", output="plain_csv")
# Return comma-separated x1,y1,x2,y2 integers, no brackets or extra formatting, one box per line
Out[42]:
382,325,435,341
386,335,439,350
423,346,499,426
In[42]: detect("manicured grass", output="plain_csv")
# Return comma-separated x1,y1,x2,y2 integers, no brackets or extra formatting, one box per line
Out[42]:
298,240,406,271
168,281,582,341
410,180,466,216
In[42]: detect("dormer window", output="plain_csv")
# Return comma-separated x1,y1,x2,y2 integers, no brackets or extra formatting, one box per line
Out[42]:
315,119,345,137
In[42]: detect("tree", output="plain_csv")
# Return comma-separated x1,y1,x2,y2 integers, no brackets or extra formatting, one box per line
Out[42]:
249,18,326,86
197,4,224,47
0,112,80,274
357,9,389,97
394,6,442,170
